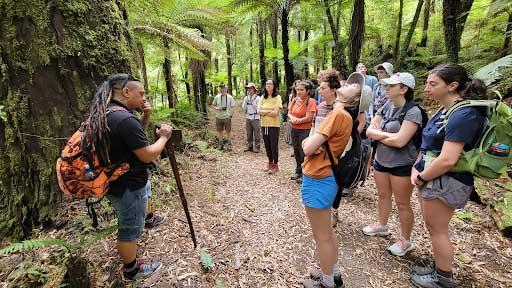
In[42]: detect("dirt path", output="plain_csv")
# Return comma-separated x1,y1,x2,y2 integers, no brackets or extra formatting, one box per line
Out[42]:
131,101,511,287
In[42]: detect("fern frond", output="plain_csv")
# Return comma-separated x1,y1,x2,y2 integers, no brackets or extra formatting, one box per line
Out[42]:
0,238,73,256
474,54,512,85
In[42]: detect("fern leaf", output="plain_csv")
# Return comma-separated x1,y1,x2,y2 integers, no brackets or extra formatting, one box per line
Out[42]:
199,250,214,271
474,54,512,86
0,238,73,256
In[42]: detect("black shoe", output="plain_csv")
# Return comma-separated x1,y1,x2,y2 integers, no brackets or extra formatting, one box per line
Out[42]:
145,214,167,228
410,261,435,276
244,147,253,152
290,174,302,181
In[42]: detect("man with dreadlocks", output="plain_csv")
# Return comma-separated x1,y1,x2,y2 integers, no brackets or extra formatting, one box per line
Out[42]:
83,73,172,281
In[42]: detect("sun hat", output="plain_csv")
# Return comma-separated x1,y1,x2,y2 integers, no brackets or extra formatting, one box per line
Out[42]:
245,82,257,89
374,62,394,76
381,72,416,89
346,72,373,113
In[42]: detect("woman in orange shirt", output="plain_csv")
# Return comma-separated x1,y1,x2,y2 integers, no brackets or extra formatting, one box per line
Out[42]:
288,80,317,183
301,71,372,288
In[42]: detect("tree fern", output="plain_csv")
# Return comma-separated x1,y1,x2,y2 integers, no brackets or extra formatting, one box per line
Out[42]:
474,54,512,85
0,238,73,256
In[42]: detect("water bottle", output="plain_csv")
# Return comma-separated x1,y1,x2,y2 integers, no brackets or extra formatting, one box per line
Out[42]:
84,163,95,180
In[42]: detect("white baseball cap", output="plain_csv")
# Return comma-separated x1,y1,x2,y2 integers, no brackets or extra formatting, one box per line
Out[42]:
374,62,394,76
381,72,416,89
346,72,373,113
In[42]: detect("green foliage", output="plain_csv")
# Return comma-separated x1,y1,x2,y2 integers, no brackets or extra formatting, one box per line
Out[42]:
0,104,6,122
455,210,478,222
474,55,512,85
199,250,214,271
0,238,72,256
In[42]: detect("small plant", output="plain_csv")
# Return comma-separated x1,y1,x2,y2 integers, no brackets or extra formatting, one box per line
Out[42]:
199,250,213,271
455,210,477,222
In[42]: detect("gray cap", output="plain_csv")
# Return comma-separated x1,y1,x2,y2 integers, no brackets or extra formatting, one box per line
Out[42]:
346,72,373,113
374,62,394,76
381,72,416,89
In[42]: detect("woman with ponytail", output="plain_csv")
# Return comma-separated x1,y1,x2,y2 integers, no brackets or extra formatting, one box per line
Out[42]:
409,65,487,288
86,73,173,281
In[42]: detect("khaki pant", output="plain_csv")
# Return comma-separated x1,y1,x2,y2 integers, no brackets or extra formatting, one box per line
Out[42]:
245,118,261,151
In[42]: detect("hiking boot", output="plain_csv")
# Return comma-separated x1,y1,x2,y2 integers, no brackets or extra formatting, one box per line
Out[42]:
268,163,278,174
341,188,353,197
263,162,272,172
362,224,390,236
224,140,232,152
388,239,414,256
410,270,454,288
244,146,253,152
309,267,344,287
122,260,163,281
215,139,224,150
145,214,167,229
410,261,435,276
291,174,302,181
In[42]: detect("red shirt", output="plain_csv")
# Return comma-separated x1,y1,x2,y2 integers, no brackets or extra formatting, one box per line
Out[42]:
288,97,317,129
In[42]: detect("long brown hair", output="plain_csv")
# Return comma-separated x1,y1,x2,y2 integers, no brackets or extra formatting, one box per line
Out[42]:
429,64,487,100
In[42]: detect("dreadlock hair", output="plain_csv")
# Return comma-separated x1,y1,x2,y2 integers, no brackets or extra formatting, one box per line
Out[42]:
80,73,138,166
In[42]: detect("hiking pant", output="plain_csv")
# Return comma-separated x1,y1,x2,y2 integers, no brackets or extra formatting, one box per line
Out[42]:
245,118,261,151
262,126,280,163
291,128,310,176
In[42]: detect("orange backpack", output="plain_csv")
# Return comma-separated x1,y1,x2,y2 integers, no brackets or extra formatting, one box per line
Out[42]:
56,107,130,200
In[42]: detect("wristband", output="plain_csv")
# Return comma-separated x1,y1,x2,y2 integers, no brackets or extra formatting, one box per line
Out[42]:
417,174,427,183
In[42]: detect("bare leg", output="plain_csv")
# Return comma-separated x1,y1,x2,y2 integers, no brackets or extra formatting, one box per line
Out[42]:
422,199,455,272
305,207,337,275
390,175,414,240
117,241,137,264
374,171,393,226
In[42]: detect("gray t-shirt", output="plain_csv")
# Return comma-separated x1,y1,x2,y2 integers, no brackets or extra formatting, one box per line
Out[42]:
213,94,235,119
375,102,423,168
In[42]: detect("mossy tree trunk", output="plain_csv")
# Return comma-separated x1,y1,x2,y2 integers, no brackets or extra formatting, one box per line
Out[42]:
0,0,136,239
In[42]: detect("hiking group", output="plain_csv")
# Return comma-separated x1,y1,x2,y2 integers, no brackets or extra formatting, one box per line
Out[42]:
56,61,511,287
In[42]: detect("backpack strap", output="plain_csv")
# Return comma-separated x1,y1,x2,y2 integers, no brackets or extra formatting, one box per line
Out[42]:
436,100,497,133
397,101,418,124
323,141,337,167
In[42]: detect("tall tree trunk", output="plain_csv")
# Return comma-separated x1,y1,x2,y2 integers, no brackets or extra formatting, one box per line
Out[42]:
443,0,474,63
323,0,348,77
257,14,267,88
225,34,233,95
136,41,149,96
394,0,404,66
348,0,365,71
190,57,208,116
178,52,192,105
250,25,254,82
214,57,219,73
502,12,512,57
163,40,176,109
304,30,309,78
419,0,431,47
0,0,135,238
270,10,280,87
402,0,424,57
281,4,294,99
322,22,327,70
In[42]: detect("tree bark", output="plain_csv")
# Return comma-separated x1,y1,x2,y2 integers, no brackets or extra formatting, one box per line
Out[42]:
0,0,136,238
419,0,431,47
270,10,280,87
394,0,404,66
402,0,424,57
443,0,474,63
257,14,267,88
281,4,294,99
136,41,149,96
225,34,233,95
348,0,365,71
304,30,309,78
324,0,348,78
250,25,254,82
163,40,176,109
501,12,512,57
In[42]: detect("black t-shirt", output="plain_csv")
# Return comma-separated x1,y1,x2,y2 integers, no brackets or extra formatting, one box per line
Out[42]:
107,100,150,195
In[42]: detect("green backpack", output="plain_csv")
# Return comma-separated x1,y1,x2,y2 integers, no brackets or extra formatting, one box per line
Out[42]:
435,96,512,179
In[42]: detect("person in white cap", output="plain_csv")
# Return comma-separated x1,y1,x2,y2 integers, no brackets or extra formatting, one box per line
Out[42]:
363,72,424,257
369,62,394,118
300,71,372,288
242,83,261,153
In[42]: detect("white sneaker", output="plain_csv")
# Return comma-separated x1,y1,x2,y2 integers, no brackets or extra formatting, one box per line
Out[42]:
362,224,390,236
388,239,414,256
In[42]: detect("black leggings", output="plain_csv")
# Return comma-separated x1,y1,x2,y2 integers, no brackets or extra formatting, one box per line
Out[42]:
262,126,280,163
291,128,310,175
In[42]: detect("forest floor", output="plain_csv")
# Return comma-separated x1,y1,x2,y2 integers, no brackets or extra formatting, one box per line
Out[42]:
1,101,511,288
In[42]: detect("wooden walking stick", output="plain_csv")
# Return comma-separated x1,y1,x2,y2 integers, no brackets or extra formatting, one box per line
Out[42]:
163,128,197,248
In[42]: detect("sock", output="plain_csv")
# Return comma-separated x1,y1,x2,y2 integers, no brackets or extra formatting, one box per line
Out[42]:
321,273,335,287
435,267,453,278
124,259,137,271
146,212,154,221
333,263,341,275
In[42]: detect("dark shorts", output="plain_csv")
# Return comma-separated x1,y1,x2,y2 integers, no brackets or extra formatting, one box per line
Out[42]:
216,118,232,132
373,161,413,177
419,174,473,209
107,181,149,241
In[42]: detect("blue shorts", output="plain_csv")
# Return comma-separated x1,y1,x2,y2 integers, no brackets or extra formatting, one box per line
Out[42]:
301,174,338,209
107,181,149,241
